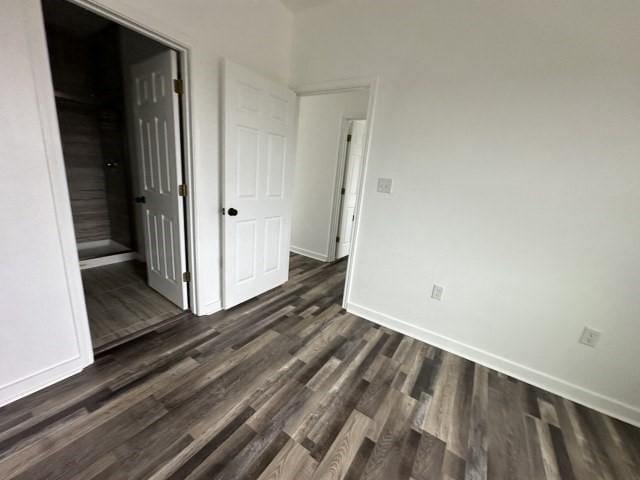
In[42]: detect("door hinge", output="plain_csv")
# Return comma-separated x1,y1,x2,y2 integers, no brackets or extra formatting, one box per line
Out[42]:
341,187,346,195
174,78,184,95
178,184,187,197
221,207,226,215
336,236,340,242
347,134,352,142
182,271,191,283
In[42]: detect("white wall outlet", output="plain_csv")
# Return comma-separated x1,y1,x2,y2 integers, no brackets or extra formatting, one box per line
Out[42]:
431,284,444,301
579,327,602,348
377,178,393,194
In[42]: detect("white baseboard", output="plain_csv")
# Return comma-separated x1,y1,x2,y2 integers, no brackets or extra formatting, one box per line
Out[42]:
197,300,222,316
79,251,137,270
78,239,137,270
290,246,330,262
0,356,87,408
77,239,111,250
346,301,640,428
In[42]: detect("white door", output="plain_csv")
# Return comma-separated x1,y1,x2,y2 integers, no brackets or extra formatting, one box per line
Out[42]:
336,120,367,259
131,51,188,308
222,61,297,308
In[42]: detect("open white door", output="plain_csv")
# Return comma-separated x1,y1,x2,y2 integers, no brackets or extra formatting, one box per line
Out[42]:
222,61,297,308
336,120,367,259
131,50,188,308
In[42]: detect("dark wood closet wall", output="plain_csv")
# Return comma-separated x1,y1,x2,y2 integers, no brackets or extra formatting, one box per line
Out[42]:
46,25,135,249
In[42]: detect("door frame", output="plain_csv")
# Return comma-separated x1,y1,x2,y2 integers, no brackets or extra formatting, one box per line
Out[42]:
295,77,379,308
330,115,366,262
37,0,199,345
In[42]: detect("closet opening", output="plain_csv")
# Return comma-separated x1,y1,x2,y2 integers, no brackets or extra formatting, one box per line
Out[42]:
42,0,192,353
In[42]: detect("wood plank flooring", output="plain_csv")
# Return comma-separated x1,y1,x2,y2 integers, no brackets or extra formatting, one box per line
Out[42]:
82,260,182,351
1,254,639,479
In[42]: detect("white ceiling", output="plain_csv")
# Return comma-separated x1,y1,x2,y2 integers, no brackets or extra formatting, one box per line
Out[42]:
279,0,332,13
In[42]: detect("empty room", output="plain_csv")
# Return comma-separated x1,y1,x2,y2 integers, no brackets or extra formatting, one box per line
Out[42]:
1,1,639,479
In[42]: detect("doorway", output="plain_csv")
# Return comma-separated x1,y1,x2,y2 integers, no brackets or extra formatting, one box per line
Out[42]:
42,0,191,352
290,89,370,264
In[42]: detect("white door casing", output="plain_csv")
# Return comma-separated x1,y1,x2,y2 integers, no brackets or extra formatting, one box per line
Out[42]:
131,50,188,308
336,120,367,259
222,60,297,308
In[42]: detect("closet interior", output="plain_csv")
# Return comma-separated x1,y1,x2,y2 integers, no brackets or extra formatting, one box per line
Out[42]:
47,8,135,266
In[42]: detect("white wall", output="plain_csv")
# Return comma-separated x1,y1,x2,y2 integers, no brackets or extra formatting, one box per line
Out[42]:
292,0,640,425
291,91,369,260
0,0,94,406
0,0,293,406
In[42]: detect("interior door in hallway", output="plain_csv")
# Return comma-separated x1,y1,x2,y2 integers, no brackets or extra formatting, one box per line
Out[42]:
222,61,297,308
336,119,367,259
131,50,188,308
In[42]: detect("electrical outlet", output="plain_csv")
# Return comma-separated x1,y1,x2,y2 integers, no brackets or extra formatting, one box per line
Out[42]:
579,327,601,348
377,178,393,194
431,284,444,301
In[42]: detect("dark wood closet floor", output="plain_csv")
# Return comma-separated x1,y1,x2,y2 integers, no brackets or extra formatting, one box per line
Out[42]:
1,255,638,479
82,260,182,352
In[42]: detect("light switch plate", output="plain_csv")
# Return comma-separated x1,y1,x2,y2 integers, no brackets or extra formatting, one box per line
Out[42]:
377,178,393,194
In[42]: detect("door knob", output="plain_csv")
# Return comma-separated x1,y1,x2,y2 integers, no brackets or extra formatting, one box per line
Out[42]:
228,207,238,216
135,196,146,203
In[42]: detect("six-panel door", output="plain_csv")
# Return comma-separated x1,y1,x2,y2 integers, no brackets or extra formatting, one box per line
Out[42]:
131,50,187,308
222,61,297,308
336,119,367,259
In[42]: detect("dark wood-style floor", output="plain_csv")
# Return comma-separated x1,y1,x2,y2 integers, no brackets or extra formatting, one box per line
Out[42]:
82,260,182,351
1,255,639,479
